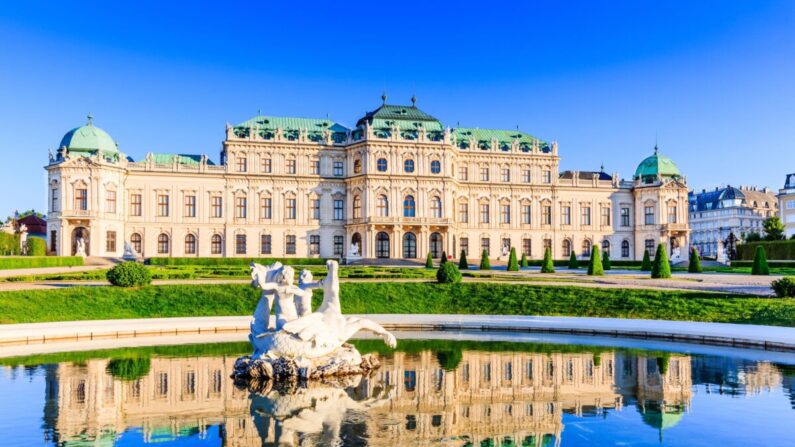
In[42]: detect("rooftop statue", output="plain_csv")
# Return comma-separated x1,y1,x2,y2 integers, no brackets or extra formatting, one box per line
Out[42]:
234,260,396,381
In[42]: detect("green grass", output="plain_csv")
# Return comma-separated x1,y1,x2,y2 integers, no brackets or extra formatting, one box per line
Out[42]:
1,282,793,326
0,256,83,270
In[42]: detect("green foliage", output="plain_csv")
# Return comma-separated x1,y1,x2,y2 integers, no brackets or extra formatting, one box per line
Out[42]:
520,253,529,268
507,247,519,271
440,250,447,265
106,357,151,381
772,277,795,298
435,349,463,371
458,250,468,270
763,216,786,241
651,244,671,279
602,250,611,270
479,249,491,270
26,237,46,256
0,232,20,256
688,247,703,273
147,257,329,266
106,262,152,287
752,246,770,275
657,354,671,375
541,247,555,273
641,250,652,271
425,252,434,269
737,240,795,261
745,232,763,242
14,209,45,219
568,251,579,269
0,256,82,270
436,262,462,284
588,246,604,276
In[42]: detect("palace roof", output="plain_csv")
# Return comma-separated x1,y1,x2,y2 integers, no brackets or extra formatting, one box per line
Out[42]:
688,185,776,212
59,114,118,155
453,127,549,152
148,153,215,166
234,115,350,143
634,146,680,182
560,170,613,181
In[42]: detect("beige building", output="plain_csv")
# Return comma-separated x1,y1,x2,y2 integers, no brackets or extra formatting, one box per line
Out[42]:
779,173,795,238
45,100,689,262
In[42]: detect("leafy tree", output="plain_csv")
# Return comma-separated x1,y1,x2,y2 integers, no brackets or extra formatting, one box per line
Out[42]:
520,253,529,268
16,209,45,219
763,216,786,241
588,246,604,276
602,250,611,270
541,247,555,273
651,244,671,279
479,249,491,270
688,247,703,273
568,251,579,269
425,252,434,269
436,262,462,284
440,250,447,265
507,247,519,271
458,250,468,270
640,250,652,271
751,246,770,275
744,232,763,242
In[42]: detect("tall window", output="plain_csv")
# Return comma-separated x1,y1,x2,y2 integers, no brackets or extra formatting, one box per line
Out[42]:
645,239,655,256
309,235,320,255
460,237,469,256
333,161,344,176
353,159,362,174
352,195,362,219
105,191,116,213
377,195,389,217
644,206,655,225
500,204,511,224
431,160,441,174
377,158,387,172
157,233,169,254
404,159,415,173
211,196,222,218
501,168,510,182
668,205,678,223
621,240,630,258
235,197,247,219
130,193,142,217
480,167,489,181
542,205,552,225
582,240,592,257
521,204,531,224
184,234,197,254
458,203,468,223
562,239,572,257
236,156,247,172
481,238,490,256
184,195,196,218
260,197,272,220
543,238,552,252
157,194,169,217
403,195,416,217
480,204,490,224
261,158,272,173
621,207,630,226
75,188,88,211
458,166,468,180
601,207,611,226
286,198,296,220
581,206,591,226
403,233,417,258
310,198,320,220
333,199,344,221
602,240,610,256
131,233,142,254
50,230,57,252
106,231,116,252
522,169,531,183
431,196,442,218
51,188,59,212
310,160,320,175
260,235,271,255
333,235,344,256
561,206,571,225
285,235,296,255
236,234,246,254
523,239,532,257
542,170,552,184
211,235,222,255
286,159,296,174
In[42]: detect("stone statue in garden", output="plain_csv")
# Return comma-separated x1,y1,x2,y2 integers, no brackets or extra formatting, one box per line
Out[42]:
122,241,138,260
348,242,360,257
236,260,396,381
75,236,86,257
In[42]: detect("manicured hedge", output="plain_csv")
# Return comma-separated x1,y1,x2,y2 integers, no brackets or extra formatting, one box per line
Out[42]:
0,233,20,256
737,241,795,261
0,256,84,270
27,237,46,256
522,259,643,267
147,257,331,266
731,260,795,268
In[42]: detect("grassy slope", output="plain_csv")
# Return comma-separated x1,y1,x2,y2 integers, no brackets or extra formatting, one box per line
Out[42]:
1,282,794,326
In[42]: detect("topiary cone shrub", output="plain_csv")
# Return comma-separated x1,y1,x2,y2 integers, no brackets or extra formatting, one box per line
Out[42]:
27,237,46,256
107,261,152,287
520,252,529,268
771,276,795,297
106,357,152,381
588,246,604,276
436,262,462,284
568,251,579,269
440,251,448,265
688,247,703,273
640,250,652,271
651,244,672,279
507,247,519,271
458,250,468,270
425,252,434,269
479,249,491,270
541,247,555,273
602,250,611,270
752,246,769,276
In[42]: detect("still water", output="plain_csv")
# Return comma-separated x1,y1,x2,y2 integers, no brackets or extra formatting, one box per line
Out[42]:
0,334,794,446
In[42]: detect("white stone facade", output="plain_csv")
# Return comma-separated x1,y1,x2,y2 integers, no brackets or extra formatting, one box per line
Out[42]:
779,174,795,239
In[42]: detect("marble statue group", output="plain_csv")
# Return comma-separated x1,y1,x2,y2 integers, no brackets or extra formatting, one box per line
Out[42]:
233,260,396,381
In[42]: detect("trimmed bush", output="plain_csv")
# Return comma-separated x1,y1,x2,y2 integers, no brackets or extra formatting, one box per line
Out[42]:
602,250,611,271
147,257,329,266
26,237,46,257
507,247,519,271
440,251,447,266
541,247,555,273
730,260,795,268
520,253,529,268
641,250,652,271
771,276,795,298
737,240,795,261
752,246,770,276
425,252,434,269
0,232,21,256
458,250,468,270
436,262,462,284
435,349,463,371
0,256,83,270
688,247,703,273
106,357,151,381
479,249,491,270
107,262,152,287
651,244,671,279
588,247,604,276
568,251,579,269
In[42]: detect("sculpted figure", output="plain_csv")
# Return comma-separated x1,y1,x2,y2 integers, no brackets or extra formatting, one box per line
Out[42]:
250,263,312,331
250,262,284,335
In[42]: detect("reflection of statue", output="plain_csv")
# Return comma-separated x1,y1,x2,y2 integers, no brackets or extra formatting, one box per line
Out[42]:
348,242,360,257
75,237,86,257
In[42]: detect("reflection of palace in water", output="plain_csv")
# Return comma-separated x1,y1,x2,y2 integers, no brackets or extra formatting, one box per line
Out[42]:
44,350,697,446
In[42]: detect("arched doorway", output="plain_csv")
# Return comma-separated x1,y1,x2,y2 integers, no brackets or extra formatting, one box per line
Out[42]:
376,232,390,258
430,232,443,258
351,233,362,256
403,232,417,259
71,227,89,256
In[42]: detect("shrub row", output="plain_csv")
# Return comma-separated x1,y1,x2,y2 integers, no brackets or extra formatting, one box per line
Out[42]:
0,233,20,256
0,256,84,270
737,240,795,261
147,257,331,266
516,259,643,268
731,260,795,268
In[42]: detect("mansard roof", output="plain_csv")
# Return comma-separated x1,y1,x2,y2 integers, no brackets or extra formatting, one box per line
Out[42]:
453,127,549,152
559,170,612,181
356,104,445,132
234,115,350,142
688,185,777,212
149,153,215,166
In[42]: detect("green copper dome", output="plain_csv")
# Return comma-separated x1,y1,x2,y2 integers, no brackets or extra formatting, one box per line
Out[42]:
58,114,118,155
634,146,680,182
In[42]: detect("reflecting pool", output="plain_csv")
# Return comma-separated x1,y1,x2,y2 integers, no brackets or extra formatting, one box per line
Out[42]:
1,333,794,446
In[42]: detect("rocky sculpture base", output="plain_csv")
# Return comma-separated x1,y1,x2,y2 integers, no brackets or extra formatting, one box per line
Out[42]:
232,343,380,382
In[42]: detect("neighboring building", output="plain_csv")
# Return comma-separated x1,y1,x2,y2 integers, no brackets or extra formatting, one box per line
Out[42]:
45,99,689,261
16,214,47,239
779,173,795,238
688,185,778,257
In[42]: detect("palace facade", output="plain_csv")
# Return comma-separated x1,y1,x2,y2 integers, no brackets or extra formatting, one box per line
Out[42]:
45,98,690,261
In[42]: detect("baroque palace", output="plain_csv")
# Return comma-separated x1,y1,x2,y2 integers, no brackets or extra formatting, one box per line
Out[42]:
45,97,690,261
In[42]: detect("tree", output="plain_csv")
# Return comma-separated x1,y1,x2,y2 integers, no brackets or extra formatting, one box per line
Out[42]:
751,245,770,275
440,250,448,266
479,249,491,270
458,250,468,270
436,262,462,284
640,250,652,271
507,247,519,271
763,216,786,241
651,244,671,279
688,247,703,273
744,232,763,242
568,251,579,269
425,252,433,269
602,250,611,270
541,247,555,273
588,246,604,276
520,252,529,268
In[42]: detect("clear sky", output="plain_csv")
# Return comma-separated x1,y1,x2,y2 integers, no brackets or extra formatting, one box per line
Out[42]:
1,1,794,218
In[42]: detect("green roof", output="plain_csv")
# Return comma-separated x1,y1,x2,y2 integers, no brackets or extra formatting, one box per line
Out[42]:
59,115,118,154
453,127,549,152
356,103,445,136
634,146,681,181
234,115,349,143
150,153,214,165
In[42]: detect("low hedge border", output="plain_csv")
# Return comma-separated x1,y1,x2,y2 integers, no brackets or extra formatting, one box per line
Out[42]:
147,257,332,266
519,259,643,267
731,260,795,268
737,240,795,261
0,256,84,270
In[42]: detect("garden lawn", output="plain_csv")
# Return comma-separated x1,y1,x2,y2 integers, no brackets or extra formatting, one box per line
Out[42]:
1,282,794,326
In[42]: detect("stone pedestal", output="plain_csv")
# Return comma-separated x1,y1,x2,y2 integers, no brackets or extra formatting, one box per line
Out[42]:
232,344,380,381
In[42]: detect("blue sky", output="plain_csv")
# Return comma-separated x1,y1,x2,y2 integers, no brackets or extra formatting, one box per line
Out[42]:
1,1,794,218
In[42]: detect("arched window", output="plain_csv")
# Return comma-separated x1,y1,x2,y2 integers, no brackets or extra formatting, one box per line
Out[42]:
562,239,571,257
377,195,389,217
403,195,416,217
211,234,223,255
376,232,390,258
582,240,592,257
621,240,630,258
353,159,362,174
403,232,417,258
130,233,142,254
157,233,170,254
377,158,388,172
353,195,362,219
430,232,443,258
184,234,197,255
430,160,441,174
431,196,442,218
404,159,415,173
602,240,610,256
